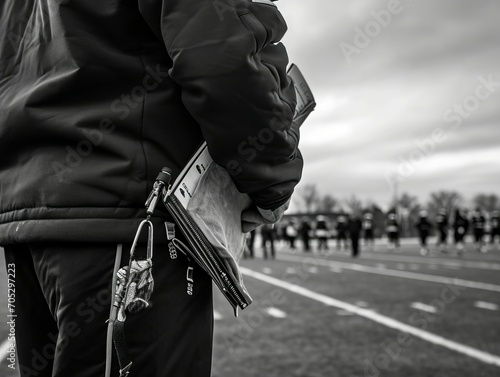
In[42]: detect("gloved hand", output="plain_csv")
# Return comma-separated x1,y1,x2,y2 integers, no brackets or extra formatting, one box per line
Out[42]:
241,199,290,233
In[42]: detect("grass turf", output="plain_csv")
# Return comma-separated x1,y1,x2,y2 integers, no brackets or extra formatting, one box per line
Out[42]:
0,240,499,376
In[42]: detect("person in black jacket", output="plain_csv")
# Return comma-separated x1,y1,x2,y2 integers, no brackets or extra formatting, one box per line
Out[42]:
0,1,303,376
386,211,400,251
452,207,469,254
435,209,449,252
299,217,312,252
416,210,432,256
335,215,349,251
472,208,487,253
348,213,363,257
244,229,257,259
261,223,276,259
490,210,500,249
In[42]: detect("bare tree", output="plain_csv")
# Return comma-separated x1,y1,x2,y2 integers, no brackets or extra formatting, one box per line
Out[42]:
427,190,462,218
473,193,499,212
296,183,321,213
345,195,363,216
396,192,421,236
318,194,338,214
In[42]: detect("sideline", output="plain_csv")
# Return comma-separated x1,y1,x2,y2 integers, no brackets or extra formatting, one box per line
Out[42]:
241,267,500,368
278,254,500,293
279,249,500,271
359,253,500,271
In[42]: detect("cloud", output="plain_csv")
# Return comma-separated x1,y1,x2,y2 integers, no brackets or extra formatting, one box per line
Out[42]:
279,0,500,209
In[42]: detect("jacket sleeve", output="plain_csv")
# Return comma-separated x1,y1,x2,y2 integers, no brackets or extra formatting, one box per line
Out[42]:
138,0,303,211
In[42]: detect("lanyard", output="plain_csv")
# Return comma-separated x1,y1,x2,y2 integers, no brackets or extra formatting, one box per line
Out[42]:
109,168,172,377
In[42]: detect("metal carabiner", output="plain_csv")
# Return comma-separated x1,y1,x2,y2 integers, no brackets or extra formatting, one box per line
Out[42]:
129,218,154,260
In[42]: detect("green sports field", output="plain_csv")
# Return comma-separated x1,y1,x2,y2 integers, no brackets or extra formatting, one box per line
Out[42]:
1,237,499,376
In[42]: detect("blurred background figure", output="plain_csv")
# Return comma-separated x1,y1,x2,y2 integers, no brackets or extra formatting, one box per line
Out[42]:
335,215,349,252
386,211,400,251
299,217,313,253
348,213,363,258
285,218,299,251
435,208,449,253
362,212,375,251
244,228,256,259
416,210,432,256
472,208,487,253
453,208,469,255
489,210,500,250
315,215,330,253
261,223,276,259
275,222,286,247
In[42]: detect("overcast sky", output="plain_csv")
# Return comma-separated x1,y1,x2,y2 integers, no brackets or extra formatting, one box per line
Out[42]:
277,0,500,211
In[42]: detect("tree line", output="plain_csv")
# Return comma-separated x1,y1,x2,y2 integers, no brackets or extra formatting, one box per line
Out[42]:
290,184,499,237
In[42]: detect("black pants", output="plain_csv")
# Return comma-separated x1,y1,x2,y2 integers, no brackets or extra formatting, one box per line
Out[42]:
437,229,447,244
350,235,360,257
454,228,466,243
388,232,399,247
317,237,328,251
3,242,213,377
419,231,429,247
302,235,310,252
364,229,374,245
474,229,484,243
490,229,500,244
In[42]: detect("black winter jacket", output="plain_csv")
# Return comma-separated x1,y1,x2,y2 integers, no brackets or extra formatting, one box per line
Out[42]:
0,0,302,244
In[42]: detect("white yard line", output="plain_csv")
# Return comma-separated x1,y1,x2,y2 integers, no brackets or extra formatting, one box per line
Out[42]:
410,302,438,313
336,310,354,316
279,254,500,293
360,253,500,271
286,267,297,274
306,267,318,274
474,301,500,311
284,250,500,270
241,267,500,368
264,307,287,318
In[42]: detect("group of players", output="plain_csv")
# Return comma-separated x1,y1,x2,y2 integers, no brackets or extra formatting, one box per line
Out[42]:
414,208,500,255
245,208,500,258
